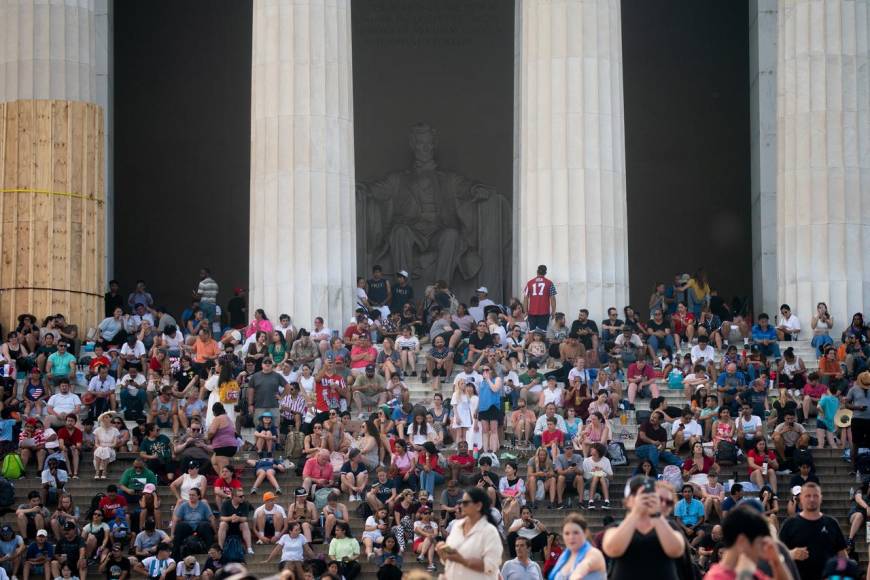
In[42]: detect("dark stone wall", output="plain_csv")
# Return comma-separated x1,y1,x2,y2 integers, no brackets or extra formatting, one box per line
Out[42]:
113,0,252,315
622,0,752,315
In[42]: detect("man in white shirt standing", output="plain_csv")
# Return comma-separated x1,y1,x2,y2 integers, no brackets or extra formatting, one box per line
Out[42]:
454,361,483,389
476,287,496,310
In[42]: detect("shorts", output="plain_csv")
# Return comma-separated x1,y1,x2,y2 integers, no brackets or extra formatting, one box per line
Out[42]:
413,537,426,552
356,392,382,406
214,446,237,457
816,420,833,432
478,406,500,422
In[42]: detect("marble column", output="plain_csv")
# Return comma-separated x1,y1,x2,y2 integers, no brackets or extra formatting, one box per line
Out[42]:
749,0,779,320
249,0,356,330
514,0,629,321
0,0,106,332
777,0,870,336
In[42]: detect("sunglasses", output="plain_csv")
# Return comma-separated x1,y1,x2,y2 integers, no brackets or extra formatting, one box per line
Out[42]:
314,426,322,430
459,499,474,505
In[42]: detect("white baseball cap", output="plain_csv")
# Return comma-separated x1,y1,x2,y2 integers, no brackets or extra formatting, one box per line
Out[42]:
476,286,488,294
36,529,48,537
397,270,409,278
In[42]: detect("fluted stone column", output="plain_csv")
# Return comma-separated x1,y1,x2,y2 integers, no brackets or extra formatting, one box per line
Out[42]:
0,0,106,332
777,0,870,335
249,0,356,329
514,0,629,321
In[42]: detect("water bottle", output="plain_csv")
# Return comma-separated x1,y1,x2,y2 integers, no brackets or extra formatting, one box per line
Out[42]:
769,370,777,390
473,444,480,460
762,462,768,476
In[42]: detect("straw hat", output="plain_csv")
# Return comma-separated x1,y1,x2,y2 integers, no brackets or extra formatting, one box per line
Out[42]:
858,371,870,388
835,408,853,429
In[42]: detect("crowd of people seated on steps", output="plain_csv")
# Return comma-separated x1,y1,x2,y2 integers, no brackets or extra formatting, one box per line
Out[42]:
0,266,869,579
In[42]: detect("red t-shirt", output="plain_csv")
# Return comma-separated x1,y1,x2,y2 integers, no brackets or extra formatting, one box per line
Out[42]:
672,312,696,335
448,453,475,472
747,449,776,476
524,276,556,315
214,478,242,498
542,429,564,447
705,563,770,580
57,426,83,447
99,494,128,519
315,375,344,412
802,382,827,399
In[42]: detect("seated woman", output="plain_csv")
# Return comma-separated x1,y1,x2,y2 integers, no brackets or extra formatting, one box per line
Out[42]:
682,441,715,488
701,468,724,523
327,522,360,580
498,461,526,525
321,491,349,541
746,438,779,490
711,407,736,455
412,507,439,572
416,442,444,501
576,412,612,457
582,443,613,509
526,447,556,510
361,507,390,561
390,439,418,492
847,481,870,550
264,522,315,578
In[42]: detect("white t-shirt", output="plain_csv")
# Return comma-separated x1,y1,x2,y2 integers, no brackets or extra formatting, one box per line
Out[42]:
568,368,594,385
310,328,333,344
395,336,420,351
781,314,801,333
253,504,287,519
120,373,147,388
278,534,307,562
690,345,716,365
41,468,69,488
413,520,438,542
47,392,81,414
120,341,147,359
88,375,116,394
176,561,200,578
407,423,434,446
671,419,703,438
737,415,763,439
43,427,60,450
541,387,563,407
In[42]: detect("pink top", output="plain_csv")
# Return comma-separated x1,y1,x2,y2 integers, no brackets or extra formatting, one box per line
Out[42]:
211,418,238,449
245,318,274,338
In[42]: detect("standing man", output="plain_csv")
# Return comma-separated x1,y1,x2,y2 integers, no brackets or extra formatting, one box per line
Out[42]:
846,372,870,475
523,265,557,333
391,271,414,312
779,482,847,580
195,268,219,323
246,359,287,422
366,265,391,317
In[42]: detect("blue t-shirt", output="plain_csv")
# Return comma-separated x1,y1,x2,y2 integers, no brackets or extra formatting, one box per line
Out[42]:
175,501,212,526
818,394,839,431
25,540,54,560
751,324,777,342
48,351,77,377
675,498,705,527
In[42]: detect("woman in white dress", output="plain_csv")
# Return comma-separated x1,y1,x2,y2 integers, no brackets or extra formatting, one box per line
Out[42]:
202,360,236,430
450,380,478,448
93,412,120,480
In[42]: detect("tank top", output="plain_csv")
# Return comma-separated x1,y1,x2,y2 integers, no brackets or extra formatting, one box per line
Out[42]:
156,398,173,415
782,358,801,378
179,474,206,501
211,418,238,449
549,542,605,580
7,345,21,361
610,529,679,580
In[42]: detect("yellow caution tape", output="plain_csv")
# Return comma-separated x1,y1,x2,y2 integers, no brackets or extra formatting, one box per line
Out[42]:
0,188,104,206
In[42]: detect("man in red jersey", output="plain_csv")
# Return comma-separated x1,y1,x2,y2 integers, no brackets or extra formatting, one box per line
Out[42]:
523,264,557,332
314,357,345,425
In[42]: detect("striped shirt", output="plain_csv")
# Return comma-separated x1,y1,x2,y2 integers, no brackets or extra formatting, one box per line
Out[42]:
280,393,308,418
197,277,219,304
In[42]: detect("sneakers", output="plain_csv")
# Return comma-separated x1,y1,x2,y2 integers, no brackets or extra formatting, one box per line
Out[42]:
775,469,791,475
246,548,255,555
427,564,437,572
603,500,611,509
588,500,598,510
250,487,258,495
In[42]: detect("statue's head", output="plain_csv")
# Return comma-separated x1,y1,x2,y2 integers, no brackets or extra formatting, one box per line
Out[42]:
409,123,437,163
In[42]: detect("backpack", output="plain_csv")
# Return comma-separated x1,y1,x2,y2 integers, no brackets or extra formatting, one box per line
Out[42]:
661,465,683,490
181,534,207,557
0,453,23,479
219,380,241,405
0,477,14,507
221,534,245,563
606,442,628,466
716,442,738,465
793,447,815,472
314,487,338,512
856,453,870,476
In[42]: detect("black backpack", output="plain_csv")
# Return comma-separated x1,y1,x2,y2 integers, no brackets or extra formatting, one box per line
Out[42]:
856,452,870,476
716,442,739,465
181,535,207,557
221,535,245,563
0,477,14,509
